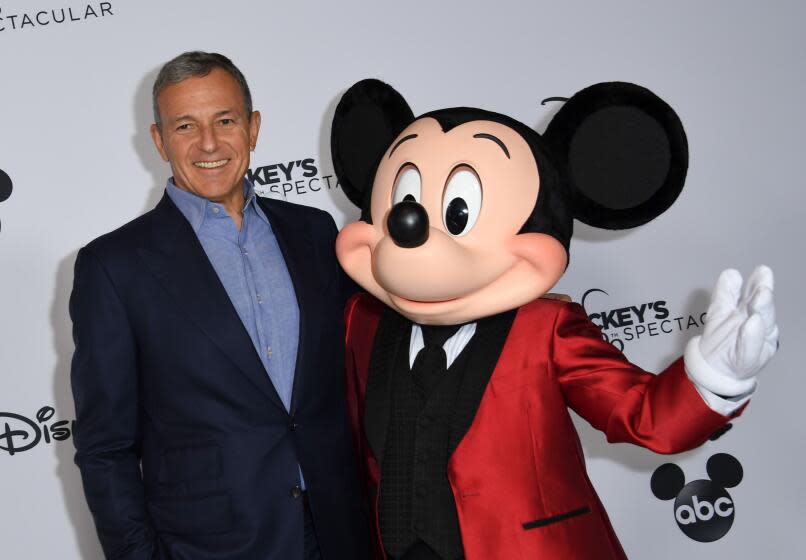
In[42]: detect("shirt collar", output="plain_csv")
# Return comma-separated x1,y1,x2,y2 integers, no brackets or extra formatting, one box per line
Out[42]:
409,322,477,370
243,181,270,226
165,178,266,232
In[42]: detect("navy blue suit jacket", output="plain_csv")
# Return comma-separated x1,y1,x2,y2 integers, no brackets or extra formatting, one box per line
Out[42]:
70,194,369,560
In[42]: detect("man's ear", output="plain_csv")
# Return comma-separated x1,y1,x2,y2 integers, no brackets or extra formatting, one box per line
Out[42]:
249,110,262,151
544,81,688,230
331,79,414,208
150,123,170,163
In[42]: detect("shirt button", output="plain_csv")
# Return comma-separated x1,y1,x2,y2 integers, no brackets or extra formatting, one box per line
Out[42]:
290,485,303,499
241,247,248,255
266,346,273,358
212,207,220,214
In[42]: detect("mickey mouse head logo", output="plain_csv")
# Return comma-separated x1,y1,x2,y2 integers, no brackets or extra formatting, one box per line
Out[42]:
651,453,743,542
0,168,12,233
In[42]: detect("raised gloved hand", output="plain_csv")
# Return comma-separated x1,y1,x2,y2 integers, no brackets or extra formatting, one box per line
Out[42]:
684,266,779,397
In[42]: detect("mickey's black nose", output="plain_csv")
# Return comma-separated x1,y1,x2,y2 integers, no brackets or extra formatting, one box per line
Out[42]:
387,200,429,248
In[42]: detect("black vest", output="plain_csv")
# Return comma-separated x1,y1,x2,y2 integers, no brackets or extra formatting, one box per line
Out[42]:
379,330,472,560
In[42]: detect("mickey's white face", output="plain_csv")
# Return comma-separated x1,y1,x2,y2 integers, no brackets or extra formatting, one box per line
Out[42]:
336,117,567,325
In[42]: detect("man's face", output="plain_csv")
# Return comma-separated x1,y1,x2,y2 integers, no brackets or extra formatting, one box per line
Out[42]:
150,67,260,202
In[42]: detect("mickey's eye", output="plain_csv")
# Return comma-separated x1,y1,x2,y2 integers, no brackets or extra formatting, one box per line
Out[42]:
442,166,482,236
392,164,421,205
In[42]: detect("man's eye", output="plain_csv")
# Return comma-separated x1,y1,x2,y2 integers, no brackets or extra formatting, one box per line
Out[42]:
176,123,192,131
219,118,234,125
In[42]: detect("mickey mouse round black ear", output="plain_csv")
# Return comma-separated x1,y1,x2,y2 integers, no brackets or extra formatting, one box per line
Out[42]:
706,453,743,488
331,79,415,210
544,82,688,230
651,463,686,500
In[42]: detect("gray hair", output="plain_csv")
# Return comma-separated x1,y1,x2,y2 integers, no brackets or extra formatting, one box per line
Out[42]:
152,51,253,127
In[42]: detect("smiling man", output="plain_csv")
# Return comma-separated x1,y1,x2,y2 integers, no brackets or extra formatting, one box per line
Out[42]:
70,51,368,560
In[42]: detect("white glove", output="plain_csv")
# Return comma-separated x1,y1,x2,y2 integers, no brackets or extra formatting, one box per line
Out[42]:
684,266,779,397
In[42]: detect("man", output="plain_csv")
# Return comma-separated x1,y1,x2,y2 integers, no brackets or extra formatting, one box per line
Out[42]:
70,51,368,560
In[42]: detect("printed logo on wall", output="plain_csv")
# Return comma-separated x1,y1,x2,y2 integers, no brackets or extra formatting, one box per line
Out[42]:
0,2,114,33
248,157,340,199
581,288,707,350
0,406,75,456
651,454,743,543
0,168,12,233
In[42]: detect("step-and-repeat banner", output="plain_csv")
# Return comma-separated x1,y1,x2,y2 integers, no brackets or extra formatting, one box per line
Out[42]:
1,1,803,558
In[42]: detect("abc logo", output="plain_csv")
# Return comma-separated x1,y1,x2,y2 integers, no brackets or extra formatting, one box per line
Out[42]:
651,453,743,543
0,168,12,233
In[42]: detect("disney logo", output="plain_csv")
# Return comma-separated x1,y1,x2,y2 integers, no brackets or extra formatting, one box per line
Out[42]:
0,406,74,456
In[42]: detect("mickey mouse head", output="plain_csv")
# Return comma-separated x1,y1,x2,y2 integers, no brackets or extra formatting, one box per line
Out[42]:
331,80,689,325
651,453,743,542
0,168,12,233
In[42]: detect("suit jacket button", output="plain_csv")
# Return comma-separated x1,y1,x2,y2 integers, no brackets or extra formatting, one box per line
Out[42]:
291,485,303,499
288,418,299,431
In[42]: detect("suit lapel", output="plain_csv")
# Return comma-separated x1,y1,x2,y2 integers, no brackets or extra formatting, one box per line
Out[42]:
256,197,317,415
447,309,517,457
363,309,409,466
137,195,286,412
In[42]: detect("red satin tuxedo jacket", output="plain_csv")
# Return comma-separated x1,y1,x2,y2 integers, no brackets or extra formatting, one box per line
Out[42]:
344,294,734,559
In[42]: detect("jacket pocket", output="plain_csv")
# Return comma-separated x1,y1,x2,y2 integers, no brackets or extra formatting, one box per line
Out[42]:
148,493,233,535
522,506,591,530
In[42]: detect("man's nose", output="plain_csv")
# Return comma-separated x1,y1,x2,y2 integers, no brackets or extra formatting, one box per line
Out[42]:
198,124,219,152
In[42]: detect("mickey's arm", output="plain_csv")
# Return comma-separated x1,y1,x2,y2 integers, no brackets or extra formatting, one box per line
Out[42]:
553,268,777,453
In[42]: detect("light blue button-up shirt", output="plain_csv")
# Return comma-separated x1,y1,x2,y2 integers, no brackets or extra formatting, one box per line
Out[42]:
167,179,304,488
166,179,300,410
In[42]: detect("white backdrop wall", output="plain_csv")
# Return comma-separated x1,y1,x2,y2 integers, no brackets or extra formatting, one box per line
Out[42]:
0,1,803,558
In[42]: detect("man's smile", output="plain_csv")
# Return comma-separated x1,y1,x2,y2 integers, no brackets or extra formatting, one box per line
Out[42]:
193,158,230,169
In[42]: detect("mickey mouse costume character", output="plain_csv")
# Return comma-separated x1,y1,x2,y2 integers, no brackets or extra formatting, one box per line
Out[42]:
331,80,778,559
